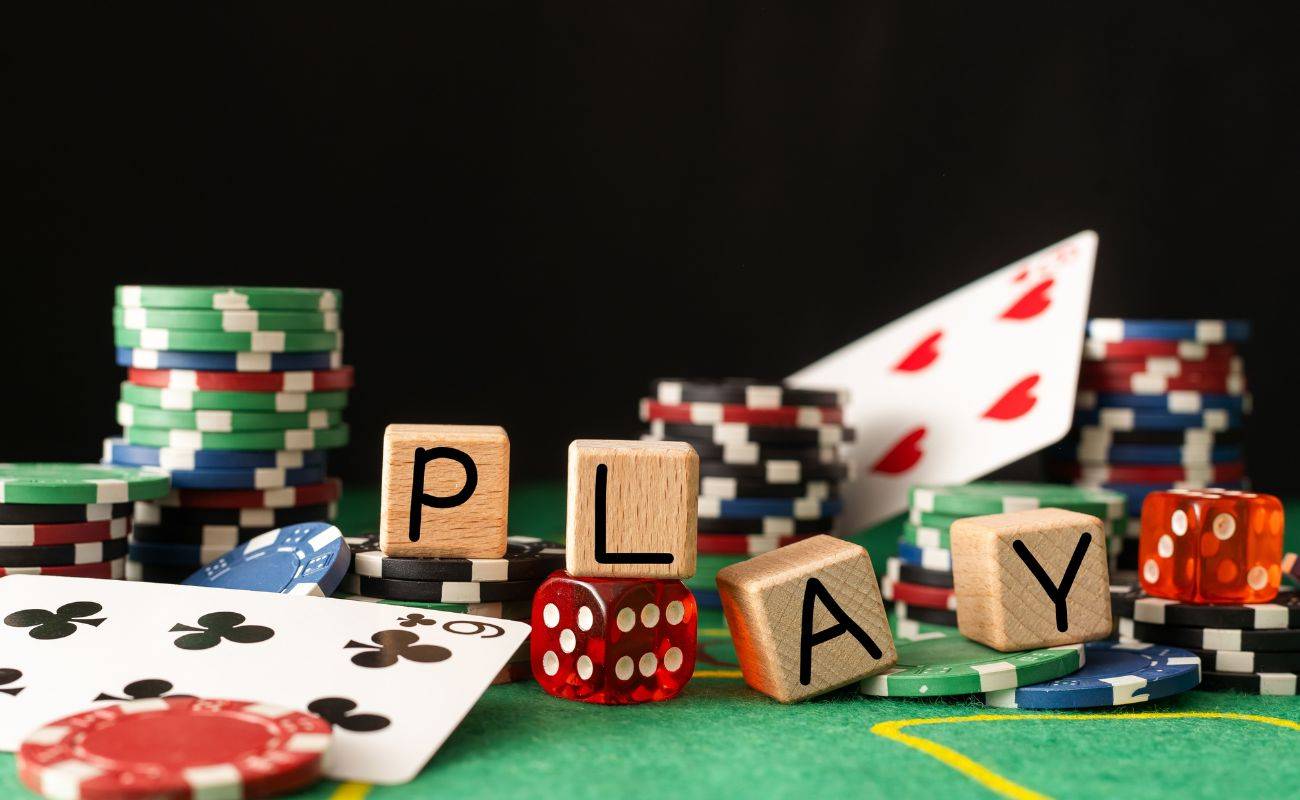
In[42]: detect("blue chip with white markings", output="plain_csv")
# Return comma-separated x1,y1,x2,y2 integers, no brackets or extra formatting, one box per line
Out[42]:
115,347,340,372
697,496,843,520
103,438,327,470
982,640,1202,709
153,464,326,490
182,521,350,596
1073,407,1245,432
1085,318,1251,344
1075,391,1250,415
896,539,952,572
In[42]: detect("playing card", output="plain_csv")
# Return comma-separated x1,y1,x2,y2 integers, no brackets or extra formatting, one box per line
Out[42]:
0,575,530,784
789,231,1097,531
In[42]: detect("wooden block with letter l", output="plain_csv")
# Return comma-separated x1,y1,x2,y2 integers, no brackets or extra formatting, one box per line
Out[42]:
380,424,510,558
565,439,698,579
715,535,896,703
950,507,1112,652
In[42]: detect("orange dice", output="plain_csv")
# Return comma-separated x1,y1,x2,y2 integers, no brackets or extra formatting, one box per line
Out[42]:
1138,488,1284,604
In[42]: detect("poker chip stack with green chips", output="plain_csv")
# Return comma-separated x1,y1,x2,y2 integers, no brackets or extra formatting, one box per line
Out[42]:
1046,318,1252,575
0,463,171,580
101,286,353,583
885,481,1127,639
638,378,856,608
334,534,566,684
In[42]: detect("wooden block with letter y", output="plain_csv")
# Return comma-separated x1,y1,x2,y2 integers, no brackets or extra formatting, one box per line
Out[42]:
715,535,896,703
380,424,510,558
565,439,698,579
950,507,1112,652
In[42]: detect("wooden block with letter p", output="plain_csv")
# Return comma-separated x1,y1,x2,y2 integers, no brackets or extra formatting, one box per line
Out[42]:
950,507,1112,652
715,535,896,703
565,439,698,579
380,424,510,558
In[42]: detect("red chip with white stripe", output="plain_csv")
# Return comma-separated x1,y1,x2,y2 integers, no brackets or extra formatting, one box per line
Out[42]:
156,478,342,509
0,517,130,547
639,398,843,428
128,366,355,393
0,558,125,579
18,697,332,800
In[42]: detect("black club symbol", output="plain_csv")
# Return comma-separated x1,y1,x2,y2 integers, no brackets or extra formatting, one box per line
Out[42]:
307,697,391,732
170,612,274,651
398,613,437,628
1,668,25,697
344,629,451,669
4,602,106,640
96,679,192,702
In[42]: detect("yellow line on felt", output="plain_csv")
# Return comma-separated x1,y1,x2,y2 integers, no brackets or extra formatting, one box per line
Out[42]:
870,711,1300,800
330,782,372,800
699,627,729,638
694,669,743,679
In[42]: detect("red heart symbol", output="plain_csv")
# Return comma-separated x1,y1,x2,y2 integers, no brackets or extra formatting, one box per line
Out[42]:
1000,277,1054,320
893,330,942,372
982,374,1039,420
872,427,926,474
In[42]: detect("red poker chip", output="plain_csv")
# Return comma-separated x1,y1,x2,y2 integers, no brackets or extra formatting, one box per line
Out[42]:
1083,340,1238,361
0,517,130,547
1078,372,1248,395
1080,357,1243,379
696,532,821,555
155,478,342,510
1047,460,1246,485
639,398,843,428
128,366,355,393
18,697,332,800
0,558,125,579
884,577,956,611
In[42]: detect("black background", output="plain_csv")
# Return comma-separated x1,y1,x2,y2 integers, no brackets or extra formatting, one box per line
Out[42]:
3,4,1294,490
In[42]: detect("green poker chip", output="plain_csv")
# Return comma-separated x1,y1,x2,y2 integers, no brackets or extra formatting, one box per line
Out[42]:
114,327,342,354
113,306,339,332
909,482,1126,521
331,591,533,619
905,513,1120,549
859,633,1085,697
0,463,171,504
120,383,349,413
116,285,341,311
117,402,343,432
122,424,350,451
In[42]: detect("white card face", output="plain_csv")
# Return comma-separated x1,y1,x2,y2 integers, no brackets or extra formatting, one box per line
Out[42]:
789,231,1097,531
0,575,530,785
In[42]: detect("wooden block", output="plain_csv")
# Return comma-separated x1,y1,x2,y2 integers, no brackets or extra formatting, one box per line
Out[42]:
715,535,896,703
950,507,1112,652
379,424,509,558
565,439,697,579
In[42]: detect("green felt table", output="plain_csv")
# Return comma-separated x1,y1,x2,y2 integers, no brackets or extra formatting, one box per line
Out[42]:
3,486,1298,800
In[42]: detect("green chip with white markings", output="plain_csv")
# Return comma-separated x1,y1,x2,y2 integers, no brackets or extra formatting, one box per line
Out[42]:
331,591,533,619
113,306,339,332
859,633,1085,697
116,285,341,311
905,512,1120,549
122,424,350,451
909,482,1126,521
0,463,171,504
117,402,342,432
114,327,341,354
120,383,349,413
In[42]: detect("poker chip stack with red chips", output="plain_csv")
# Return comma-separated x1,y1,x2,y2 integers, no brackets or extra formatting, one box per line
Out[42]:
100,286,354,583
639,378,855,608
1045,318,1252,576
17,696,332,800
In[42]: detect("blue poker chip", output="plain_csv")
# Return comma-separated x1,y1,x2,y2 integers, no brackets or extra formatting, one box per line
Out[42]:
982,640,1202,709
158,464,327,490
129,538,233,567
692,587,722,609
1046,441,1243,466
1075,391,1250,415
1073,407,1244,432
697,496,843,520
1092,481,1248,516
103,438,327,470
896,539,952,572
1086,318,1251,344
182,521,350,596
115,347,341,372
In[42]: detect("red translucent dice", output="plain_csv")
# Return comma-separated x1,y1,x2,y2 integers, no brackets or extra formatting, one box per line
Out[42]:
530,571,697,704
1138,488,1284,604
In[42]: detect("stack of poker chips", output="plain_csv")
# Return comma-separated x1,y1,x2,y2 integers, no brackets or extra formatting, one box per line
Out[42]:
101,286,352,583
335,534,566,685
885,481,1126,639
639,378,855,609
0,463,171,580
1046,318,1251,574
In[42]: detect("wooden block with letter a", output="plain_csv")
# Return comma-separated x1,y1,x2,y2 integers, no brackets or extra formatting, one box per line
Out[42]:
380,424,510,558
950,507,1112,652
715,535,896,703
565,439,698,579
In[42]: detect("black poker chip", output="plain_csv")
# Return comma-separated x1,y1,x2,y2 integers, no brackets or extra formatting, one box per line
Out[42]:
130,522,268,547
0,537,129,568
894,600,957,627
1125,618,1300,652
347,534,564,582
700,477,840,500
896,560,953,589
0,502,132,525
1069,427,1245,446
670,437,846,466
1190,648,1300,674
125,560,196,583
134,502,334,529
699,460,850,482
1198,669,1299,695
651,378,846,409
340,572,544,603
647,421,855,446
1111,585,1300,630
697,516,835,535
